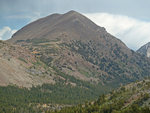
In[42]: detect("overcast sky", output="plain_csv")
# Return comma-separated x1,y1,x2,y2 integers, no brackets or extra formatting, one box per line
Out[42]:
0,0,150,50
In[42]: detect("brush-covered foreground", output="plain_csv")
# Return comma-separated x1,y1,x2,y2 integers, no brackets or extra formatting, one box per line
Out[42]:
0,78,150,113
50,78,150,113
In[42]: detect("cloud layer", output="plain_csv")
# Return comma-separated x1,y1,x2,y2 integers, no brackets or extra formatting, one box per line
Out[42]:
0,27,17,40
85,13,150,50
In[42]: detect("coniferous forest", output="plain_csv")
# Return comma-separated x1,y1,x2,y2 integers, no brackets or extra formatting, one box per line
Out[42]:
0,78,150,113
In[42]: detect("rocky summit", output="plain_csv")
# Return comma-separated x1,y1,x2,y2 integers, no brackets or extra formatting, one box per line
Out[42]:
137,42,150,57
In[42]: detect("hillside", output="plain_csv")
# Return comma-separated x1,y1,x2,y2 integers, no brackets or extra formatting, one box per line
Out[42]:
9,10,150,86
51,78,150,113
0,77,149,113
137,42,150,57
0,40,55,87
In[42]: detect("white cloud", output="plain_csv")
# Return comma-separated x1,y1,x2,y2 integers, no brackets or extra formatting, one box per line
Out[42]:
85,13,150,50
0,27,17,40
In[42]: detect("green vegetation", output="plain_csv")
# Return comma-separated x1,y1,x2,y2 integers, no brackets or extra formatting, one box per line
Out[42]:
0,65,116,113
52,66,112,97
1,67,149,113
0,84,95,113
0,69,111,113
0,77,149,113
50,79,150,113
40,55,53,66
18,57,27,63
26,38,50,45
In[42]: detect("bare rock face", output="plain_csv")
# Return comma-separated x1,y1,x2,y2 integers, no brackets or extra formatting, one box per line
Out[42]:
137,42,150,57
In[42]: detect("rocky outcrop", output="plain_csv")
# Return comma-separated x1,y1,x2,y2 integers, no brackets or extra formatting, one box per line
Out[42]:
137,42,150,57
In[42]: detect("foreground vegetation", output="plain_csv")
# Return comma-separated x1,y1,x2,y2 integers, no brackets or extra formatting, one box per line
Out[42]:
50,78,150,113
0,78,149,113
0,79,111,113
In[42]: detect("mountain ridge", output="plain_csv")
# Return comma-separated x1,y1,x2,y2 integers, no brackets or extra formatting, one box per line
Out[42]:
137,42,150,57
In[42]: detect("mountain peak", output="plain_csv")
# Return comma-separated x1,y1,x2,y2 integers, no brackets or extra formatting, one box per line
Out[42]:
63,10,85,20
137,42,150,57
65,10,80,15
9,10,106,42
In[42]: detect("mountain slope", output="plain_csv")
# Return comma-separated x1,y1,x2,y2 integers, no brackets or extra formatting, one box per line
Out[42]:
9,10,150,86
137,42,150,57
0,41,55,87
